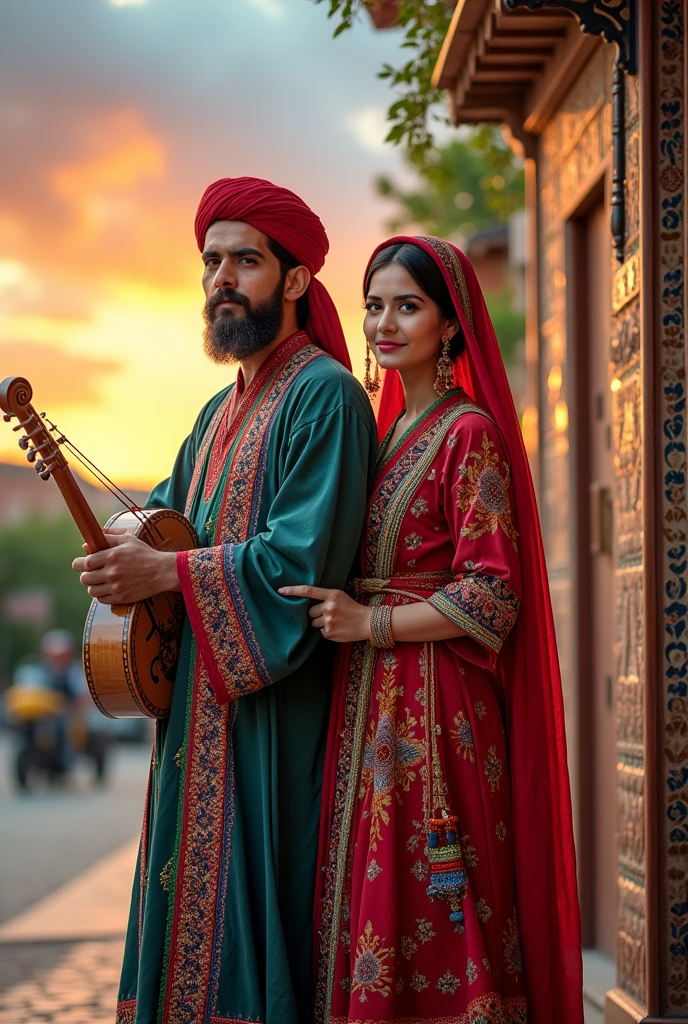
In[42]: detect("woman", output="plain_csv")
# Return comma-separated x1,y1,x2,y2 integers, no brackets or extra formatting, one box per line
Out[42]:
281,236,582,1024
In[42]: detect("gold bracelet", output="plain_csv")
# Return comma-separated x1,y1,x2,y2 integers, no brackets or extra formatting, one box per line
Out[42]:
369,605,395,649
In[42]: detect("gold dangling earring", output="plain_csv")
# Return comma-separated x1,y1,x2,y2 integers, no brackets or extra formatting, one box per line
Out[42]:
364,339,380,398
434,333,453,396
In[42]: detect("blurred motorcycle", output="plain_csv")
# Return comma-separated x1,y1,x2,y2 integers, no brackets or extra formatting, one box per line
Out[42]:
3,630,111,791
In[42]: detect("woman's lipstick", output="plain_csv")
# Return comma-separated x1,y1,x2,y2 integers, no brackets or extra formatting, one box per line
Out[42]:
376,341,406,353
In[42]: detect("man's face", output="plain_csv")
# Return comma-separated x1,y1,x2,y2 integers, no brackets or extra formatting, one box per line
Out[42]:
201,220,286,363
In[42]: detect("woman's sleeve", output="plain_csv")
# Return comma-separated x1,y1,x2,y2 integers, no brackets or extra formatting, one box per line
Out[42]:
426,412,521,669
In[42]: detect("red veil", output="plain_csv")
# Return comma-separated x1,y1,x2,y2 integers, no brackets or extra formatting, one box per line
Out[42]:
370,236,583,1023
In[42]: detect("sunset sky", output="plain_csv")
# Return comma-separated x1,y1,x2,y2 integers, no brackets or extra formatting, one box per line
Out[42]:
0,0,411,489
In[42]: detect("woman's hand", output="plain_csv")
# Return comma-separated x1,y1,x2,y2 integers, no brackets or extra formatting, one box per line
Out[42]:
278,585,371,643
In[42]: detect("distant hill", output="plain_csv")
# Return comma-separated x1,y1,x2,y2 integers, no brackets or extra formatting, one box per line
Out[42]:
0,461,151,527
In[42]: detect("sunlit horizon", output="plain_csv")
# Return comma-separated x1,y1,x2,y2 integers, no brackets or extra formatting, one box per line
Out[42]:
0,0,410,491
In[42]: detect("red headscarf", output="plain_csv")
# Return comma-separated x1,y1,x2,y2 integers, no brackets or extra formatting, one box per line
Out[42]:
195,176,351,370
367,236,583,1024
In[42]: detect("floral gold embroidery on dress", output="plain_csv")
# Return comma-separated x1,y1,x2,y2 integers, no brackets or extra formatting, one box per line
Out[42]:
359,653,424,850
475,898,493,923
451,710,475,761
484,745,503,793
503,912,524,979
456,431,518,551
367,858,381,881
409,969,429,992
436,970,461,994
351,921,395,1001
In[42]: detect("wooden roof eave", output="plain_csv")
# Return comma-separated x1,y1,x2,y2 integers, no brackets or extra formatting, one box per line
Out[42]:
433,0,600,141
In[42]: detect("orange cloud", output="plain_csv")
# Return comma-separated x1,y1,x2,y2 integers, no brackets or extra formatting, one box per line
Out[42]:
0,340,122,408
51,109,166,247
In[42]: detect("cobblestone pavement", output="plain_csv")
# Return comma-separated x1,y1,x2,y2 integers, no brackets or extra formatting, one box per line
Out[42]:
0,938,123,1023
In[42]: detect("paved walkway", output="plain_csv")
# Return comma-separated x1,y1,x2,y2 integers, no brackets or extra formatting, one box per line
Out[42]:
0,839,137,1023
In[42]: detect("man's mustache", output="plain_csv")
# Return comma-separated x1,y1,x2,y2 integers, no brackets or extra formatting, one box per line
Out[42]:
206,288,251,318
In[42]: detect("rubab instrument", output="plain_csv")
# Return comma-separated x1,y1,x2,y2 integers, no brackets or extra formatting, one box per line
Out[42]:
0,376,197,719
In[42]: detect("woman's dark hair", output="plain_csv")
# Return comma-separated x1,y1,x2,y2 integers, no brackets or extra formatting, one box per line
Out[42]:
364,242,465,360
267,235,308,330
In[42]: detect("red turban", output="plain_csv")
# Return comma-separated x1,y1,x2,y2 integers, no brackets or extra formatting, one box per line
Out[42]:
195,176,351,369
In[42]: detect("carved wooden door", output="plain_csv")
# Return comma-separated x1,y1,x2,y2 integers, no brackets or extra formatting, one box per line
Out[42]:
584,201,616,962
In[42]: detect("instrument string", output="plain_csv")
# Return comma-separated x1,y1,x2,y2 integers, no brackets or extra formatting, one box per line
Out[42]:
57,435,180,620
44,417,166,546
36,417,182,622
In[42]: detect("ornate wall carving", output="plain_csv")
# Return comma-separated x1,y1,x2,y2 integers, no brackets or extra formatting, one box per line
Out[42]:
538,34,648,1008
611,345,645,1004
657,0,687,1010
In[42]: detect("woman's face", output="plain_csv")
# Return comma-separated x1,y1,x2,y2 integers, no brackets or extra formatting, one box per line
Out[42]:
364,262,455,376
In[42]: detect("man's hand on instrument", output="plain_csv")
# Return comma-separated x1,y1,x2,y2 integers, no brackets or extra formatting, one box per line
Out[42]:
72,529,181,604
278,585,371,643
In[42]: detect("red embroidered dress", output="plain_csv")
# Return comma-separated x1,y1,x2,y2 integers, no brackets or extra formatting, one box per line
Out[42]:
314,236,582,1024
315,392,528,1023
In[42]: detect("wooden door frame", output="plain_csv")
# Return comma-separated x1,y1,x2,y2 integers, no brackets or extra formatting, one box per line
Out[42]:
565,171,610,948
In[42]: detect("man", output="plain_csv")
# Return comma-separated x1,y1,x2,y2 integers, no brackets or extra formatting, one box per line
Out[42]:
11,630,86,777
73,177,377,1024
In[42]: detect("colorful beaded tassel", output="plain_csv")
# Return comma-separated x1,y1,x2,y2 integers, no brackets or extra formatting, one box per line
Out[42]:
426,812,469,929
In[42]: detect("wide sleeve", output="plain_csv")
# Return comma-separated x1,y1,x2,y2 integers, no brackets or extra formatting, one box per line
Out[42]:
427,412,521,669
177,404,374,705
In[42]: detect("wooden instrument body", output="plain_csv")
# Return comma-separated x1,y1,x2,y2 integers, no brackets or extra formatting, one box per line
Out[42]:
83,508,198,719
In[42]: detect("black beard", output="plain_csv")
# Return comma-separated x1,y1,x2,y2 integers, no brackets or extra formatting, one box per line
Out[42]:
202,279,285,364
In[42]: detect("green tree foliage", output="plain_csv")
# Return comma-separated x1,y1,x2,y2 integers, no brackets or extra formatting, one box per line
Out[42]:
376,127,525,237
0,515,89,683
481,287,525,372
315,0,451,168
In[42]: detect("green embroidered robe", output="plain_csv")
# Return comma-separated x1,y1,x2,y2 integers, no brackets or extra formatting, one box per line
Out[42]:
117,333,377,1024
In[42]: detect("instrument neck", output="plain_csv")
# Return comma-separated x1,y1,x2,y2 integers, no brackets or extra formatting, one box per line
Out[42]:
51,466,108,554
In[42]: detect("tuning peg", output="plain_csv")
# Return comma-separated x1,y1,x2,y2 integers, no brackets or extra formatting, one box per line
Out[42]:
26,449,37,463
18,436,30,450
40,412,46,418
3,413,12,422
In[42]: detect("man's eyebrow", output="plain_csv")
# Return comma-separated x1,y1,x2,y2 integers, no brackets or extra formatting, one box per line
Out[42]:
232,247,266,259
201,247,266,260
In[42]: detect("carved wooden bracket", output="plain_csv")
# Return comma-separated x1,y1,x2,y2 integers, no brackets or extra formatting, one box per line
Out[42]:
502,0,637,75
503,0,636,261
